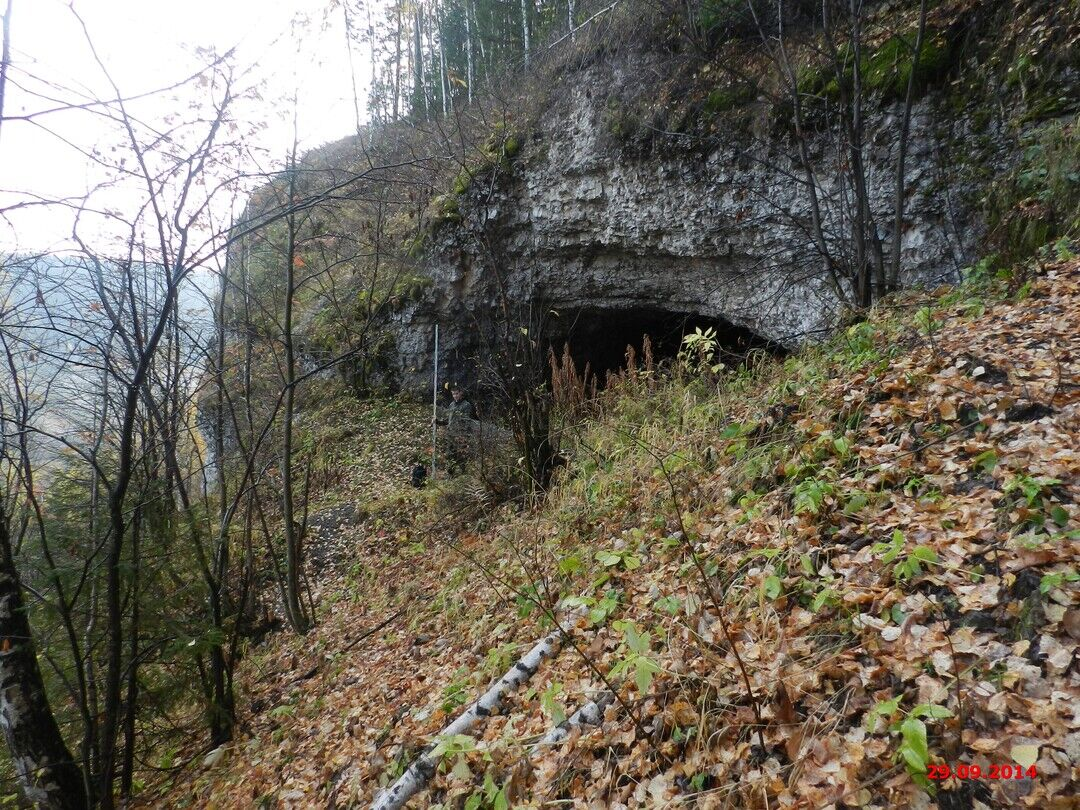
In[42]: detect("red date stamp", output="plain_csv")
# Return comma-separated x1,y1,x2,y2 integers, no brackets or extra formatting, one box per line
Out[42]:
927,764,1037,780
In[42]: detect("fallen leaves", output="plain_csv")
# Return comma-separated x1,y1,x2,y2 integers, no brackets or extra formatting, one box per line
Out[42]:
161,260,1080,808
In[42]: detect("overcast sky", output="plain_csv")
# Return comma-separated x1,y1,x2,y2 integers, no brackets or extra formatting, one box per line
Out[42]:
0,0,369,253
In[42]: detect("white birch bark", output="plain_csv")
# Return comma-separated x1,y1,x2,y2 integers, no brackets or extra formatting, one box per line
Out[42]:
534,689,615,748
464,0,474,104
371,626,564,810
520,0,531,66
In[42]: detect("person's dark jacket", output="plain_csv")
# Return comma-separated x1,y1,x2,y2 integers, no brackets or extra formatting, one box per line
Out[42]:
437,398,476,434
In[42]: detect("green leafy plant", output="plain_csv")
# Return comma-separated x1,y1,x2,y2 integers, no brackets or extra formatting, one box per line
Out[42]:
430,732,477,757
986,118,1080,262
894,546,940,581
564,588,621,626
595,548,642,571
268,703,296,719
873,529,939,581
515,581,542,618
972,450,998,474
558,553,583,577
481,643,520,680
865,697,952,790
761,574,783,600
843,320,879,368
843,490,870,515
1040,569,1079,594
654,594,683,614
679,326,726,374
431,733,479,780
914,306,940,335
1052,236,1076,261
610,621,662,693
1004,473,1061,508
540,682,566,725
464,773,509,810
441,671,471,713
794,476,836,514
810,586,840,612
898,715,931,786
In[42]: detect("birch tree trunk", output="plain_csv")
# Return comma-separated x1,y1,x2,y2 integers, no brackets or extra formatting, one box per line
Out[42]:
392,0,402,119
464,0,473,104
372,626,564,810
521,0,531,66
0,504,88,810
0,0,12,146
535,690,614,747
437,0,450,115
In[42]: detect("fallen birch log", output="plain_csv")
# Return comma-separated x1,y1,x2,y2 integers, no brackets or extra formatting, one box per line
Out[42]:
534,689,616,748
371,626,565,810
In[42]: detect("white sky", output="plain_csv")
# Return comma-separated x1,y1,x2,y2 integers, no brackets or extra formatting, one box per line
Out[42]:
0,0,370,253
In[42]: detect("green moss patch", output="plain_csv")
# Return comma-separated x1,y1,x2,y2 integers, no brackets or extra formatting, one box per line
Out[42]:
798,28,954,103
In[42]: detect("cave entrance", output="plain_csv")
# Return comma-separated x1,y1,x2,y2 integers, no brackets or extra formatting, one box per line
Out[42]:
549,306,776,384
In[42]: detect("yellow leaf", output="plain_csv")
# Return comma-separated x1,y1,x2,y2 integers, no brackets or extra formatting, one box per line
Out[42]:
939,399,957,421
1010,744,1039,768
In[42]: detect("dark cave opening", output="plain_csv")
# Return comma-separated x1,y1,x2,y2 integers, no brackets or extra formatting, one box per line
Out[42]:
549,306,778,384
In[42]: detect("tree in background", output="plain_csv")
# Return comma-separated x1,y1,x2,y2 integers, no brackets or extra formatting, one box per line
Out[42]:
352,0,598,124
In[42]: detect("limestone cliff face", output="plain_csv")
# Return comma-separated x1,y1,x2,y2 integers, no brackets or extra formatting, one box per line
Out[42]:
389,64,988,393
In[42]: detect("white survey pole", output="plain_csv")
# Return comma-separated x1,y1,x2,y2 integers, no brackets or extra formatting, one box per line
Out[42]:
431,324,439,480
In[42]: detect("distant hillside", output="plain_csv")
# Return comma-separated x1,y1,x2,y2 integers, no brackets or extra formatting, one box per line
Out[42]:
0,254,211,472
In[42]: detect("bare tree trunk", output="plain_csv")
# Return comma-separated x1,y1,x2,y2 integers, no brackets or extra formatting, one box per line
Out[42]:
0,0,12,147
98,398,136,810
208,251,235,744
770,8,849,304
342,1,364,131
413,3,426,118
96,255,186,810
888,0,928,291
473,0,486,67
464,0,474,104
119,507,139,800
280,149,310,636
392,0,403,119
437,0,450,115
423,12,436,116
1,327,99,803
847,1,885,304
0,503,88,810
83,561,99,800
521,0,531,66
366,0,377,126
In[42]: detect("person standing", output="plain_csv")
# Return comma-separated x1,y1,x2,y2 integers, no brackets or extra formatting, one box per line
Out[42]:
433,382,477,475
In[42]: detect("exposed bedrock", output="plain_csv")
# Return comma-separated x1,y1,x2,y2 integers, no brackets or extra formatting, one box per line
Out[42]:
389,66,990,394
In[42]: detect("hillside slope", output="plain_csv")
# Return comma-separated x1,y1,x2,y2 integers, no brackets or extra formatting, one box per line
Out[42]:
164,253,1079,809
